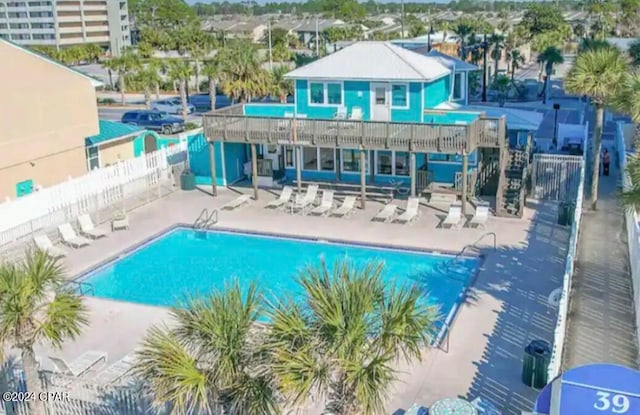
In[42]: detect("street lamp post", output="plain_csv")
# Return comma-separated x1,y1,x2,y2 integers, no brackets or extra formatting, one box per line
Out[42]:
482,34,488,103
553,103,561,149
427,26,435,52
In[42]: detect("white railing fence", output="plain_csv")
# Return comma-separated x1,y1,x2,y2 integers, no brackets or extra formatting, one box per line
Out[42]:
0,142,188,259
546,128,589,381
617,122,640,366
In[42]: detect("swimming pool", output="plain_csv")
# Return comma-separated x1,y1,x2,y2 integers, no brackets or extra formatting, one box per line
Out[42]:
80,227,480,329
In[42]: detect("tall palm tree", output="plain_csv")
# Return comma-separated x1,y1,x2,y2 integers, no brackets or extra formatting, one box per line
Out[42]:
133,281,279,414
266,260,439,415
452,21,473,60
270,66,293,103
202,59,220,111
489,33,505,81
218,41,269,102
167,60,194,118
0,251,88,415
508,49,525,81
565,47,628,209
131,66,162,109
148,59,167,100
537,46,564,104
612,70,640,207
103,49,140,105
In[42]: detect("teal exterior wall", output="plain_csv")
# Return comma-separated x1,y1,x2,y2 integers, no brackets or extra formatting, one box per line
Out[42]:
132,131,165,157
423,76,451,108
244,104,294,117
222,143,248,184
390,82,423,122
187,132,226,186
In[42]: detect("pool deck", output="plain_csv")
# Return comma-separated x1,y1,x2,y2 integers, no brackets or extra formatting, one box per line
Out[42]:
18,187,569,415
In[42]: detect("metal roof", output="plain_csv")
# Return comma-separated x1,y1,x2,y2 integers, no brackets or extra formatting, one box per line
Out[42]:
285,41,451,82
85,120,143,146
424,49,479,71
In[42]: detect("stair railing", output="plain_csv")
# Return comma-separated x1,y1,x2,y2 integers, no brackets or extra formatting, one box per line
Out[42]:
453,232,497,261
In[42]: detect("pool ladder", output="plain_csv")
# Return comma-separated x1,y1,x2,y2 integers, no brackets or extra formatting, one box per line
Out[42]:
452,232,497,262
194,208,218,230
66,280,95,295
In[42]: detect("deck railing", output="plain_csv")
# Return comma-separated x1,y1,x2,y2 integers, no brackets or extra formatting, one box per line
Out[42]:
203,105,506,154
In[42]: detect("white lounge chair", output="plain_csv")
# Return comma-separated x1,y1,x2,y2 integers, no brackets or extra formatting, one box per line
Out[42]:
33,235,67,259
334,106,347,119
111,210,130,231
292,184,318,214
310,190,334,216
441,203,464,230
222,194,252,210
49,351,107,378
330,196,356,218
373,204,397,222
266,186,293,209
394,197,421,223
58,223,91,248
93,352,137,385
349,107,363,121
468,204,490,229
77,214,108,239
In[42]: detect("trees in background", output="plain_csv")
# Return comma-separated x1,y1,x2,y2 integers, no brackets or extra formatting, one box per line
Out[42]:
103,49,140,105
31,44,104,66
517,4,572,52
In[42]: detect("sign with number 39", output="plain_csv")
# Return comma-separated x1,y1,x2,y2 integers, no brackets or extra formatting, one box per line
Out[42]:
534,364,640,415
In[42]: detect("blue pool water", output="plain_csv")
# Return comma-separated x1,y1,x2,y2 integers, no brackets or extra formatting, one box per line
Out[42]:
82,228,480,324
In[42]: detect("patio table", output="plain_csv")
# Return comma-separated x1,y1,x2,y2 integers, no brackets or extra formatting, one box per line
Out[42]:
430,398,478,415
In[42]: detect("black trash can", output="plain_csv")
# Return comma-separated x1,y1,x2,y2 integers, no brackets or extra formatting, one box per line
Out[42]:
522,339,551,389
565,202,576,226
180,170,196,191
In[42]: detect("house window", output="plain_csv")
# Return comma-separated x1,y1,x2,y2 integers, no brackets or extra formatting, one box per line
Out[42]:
375,151,410,176
301,147,335,171
453,73,463,100
302,147,317,170
308,81,342,105
284,146,294,168
391,84,408,108
377,151,392,175
310,83,324,104
342,149,368,172
86,146,100,170
395,152,410,176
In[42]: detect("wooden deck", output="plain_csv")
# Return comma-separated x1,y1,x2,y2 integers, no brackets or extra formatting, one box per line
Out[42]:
203,105,506,154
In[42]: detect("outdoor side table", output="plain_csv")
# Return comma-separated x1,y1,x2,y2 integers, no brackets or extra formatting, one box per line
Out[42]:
430,398,478,415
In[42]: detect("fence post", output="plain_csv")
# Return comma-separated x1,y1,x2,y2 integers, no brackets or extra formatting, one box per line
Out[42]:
120,182,126,213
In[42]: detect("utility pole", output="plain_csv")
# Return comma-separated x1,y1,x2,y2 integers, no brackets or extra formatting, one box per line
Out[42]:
400,0,405,38
315,17,320,57
268,20,273,71
482,33,488,103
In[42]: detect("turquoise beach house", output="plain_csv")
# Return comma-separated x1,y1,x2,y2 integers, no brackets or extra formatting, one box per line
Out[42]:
200,41,509,207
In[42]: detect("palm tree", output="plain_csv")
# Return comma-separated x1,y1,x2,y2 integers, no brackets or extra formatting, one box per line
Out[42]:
167,60,193,118
133,281,279,414
565,47,628,209
270,66,293,103
612,70,640,207
537,46,564,104
218,41,269,102
492,75,511,106
0,251,88,415
452,21,473,60
508,49,525,81
489,33,505,81
103,49,139,105
202,59,220,111
266,260,439,415
131,66,162,109
579,38,612,52
148,59,167,100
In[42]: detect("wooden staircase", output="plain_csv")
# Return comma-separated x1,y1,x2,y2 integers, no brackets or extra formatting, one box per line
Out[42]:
496,139,531,218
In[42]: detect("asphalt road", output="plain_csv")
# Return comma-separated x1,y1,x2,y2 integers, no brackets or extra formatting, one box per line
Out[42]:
98,107,204,124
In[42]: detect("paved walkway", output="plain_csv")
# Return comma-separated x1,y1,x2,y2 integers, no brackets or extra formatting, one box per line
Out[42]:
563,163,639,370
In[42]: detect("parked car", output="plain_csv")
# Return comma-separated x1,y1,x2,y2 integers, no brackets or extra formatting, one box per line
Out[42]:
121,110,185,135
188,94,232,111
151,97,195,115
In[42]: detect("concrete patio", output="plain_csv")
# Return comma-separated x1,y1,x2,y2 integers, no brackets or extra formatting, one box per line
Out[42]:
13,186,569,415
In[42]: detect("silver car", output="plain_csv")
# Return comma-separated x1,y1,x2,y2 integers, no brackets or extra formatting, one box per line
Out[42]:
151,97,195,115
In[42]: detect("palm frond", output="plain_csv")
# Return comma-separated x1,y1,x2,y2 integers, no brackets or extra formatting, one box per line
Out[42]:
564,47,628,103
38,290,88,348
342,352,396,415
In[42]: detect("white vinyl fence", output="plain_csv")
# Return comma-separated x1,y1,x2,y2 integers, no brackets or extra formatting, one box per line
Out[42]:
617,122,640,366
546,134,588,381
0,142,188,258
